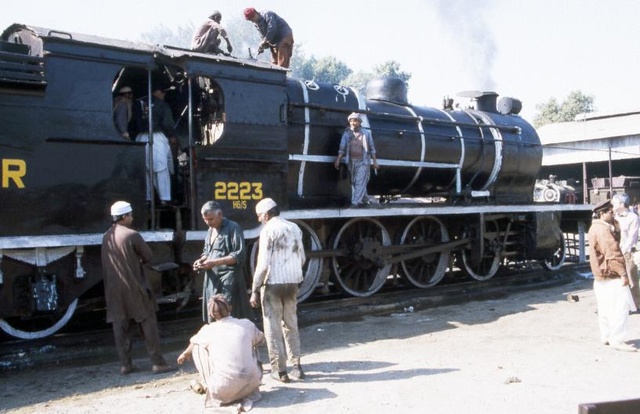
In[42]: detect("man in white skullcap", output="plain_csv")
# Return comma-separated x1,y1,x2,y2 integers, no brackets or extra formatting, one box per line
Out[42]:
334,112,379,207
101,201,175,374
250,198,306,383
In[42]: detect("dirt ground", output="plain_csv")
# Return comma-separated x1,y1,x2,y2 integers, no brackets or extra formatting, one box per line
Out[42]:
2,274,640,414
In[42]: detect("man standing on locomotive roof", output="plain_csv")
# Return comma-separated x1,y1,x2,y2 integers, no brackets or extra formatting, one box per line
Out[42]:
250,198,306,383
588,199,637,352
101,201,175,374
193,201,253,323
335,112,379,207
244,7,294,68
135,86,176,206
191,10,233,56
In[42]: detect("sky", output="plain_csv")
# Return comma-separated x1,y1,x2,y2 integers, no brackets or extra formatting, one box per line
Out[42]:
3,0,640,123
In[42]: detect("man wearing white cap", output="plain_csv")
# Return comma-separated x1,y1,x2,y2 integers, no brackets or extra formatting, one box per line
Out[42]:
334,112,379,207
250,198,306,383
101,201,174,374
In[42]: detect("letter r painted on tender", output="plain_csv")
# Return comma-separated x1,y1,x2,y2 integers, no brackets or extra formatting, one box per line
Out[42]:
2,159,26,188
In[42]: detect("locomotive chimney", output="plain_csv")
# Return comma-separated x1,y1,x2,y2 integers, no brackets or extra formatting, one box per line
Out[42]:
365,77,408,106
475,92,498,113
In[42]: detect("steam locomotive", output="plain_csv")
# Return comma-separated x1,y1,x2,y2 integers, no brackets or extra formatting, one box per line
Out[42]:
0,24,592,339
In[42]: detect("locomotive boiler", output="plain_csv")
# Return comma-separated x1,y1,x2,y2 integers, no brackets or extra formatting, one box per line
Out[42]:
0,24,592,339
285,77,541,206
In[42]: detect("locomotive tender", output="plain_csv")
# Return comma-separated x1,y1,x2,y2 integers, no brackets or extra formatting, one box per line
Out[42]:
0,24,591,339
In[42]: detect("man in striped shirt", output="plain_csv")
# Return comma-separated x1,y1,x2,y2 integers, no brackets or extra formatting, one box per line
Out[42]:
250,198,306,382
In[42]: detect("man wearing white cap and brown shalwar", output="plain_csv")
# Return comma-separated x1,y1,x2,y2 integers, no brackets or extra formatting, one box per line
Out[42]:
101,201,175,374
335,112,379,207
250,198,306,383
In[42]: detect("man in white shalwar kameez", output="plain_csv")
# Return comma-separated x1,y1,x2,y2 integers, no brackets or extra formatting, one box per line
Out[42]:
135,87,175,205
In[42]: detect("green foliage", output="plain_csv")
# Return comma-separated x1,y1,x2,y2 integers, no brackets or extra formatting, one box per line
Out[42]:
289,45,317,80
344,60,412,94
310,56,353,85
139,23,194,49
533,90,595,128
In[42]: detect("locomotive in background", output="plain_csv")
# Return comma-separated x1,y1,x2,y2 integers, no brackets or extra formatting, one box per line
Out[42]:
0,24,592,339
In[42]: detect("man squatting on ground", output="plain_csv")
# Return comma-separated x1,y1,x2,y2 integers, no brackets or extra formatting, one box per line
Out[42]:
250,198,306,383
588,199,637,352
101,201,174,374
177,294,264,411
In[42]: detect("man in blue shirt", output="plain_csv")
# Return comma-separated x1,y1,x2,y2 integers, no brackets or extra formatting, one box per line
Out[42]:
244,7,294,68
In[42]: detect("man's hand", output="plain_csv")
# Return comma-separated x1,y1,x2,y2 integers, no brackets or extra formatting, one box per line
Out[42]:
250,292,260,308
193,257,206,271
177,351,190,365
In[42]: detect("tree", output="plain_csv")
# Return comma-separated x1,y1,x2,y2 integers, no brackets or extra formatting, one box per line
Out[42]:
310,56,352,85
139,23,194,49
533,90,595,128
289,45,317,80
344,60,412,94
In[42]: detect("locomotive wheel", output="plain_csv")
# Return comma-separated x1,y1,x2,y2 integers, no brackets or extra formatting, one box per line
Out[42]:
331,218,392,297
0,299,78,340
292,220,323,302
541,233,567,271
399,216,450,288
250,220,323,303
460,221,501,281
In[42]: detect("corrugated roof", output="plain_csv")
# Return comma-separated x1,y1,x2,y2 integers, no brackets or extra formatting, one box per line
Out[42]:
538,110,640,166
538,111,640,144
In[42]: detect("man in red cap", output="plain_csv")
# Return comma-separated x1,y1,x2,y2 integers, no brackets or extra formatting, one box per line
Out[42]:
244,7,294,68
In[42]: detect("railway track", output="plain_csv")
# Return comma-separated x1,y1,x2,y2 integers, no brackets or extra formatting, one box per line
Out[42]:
0,263,590,373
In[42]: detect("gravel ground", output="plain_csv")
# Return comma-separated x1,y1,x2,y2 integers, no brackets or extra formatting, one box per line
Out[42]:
2,274,640,414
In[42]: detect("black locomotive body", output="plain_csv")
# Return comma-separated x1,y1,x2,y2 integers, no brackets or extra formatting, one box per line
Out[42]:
0,24,592,339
